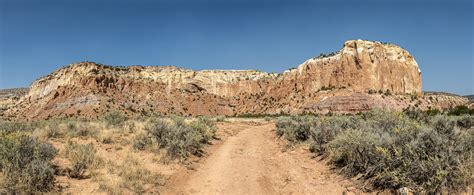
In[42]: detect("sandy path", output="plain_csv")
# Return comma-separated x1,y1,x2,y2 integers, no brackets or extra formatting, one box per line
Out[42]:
163,122,358,195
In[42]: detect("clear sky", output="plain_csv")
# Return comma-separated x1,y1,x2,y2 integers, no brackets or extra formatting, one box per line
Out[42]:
0,0,472,95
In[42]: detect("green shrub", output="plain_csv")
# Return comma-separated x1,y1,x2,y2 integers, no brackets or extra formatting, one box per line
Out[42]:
275,116,315,143
276,115,362,152
144,117,216,160
403,107,425,121
64,141,96,178
329,114,471,192
133,133,152,151
0,132,57,192
327,128,382,175
20,159,56,192
426,107,441,116
103,110,128,126
309,116,362,154
448,105,472,116
190,117,217,144
276,110,473,192
456,115,473,130
146,119,173,149
400,117,472,191
275,116,292,137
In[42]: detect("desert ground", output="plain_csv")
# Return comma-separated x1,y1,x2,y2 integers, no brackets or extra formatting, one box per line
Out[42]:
162,120,359,194
48,119,362,194
1,109,473,194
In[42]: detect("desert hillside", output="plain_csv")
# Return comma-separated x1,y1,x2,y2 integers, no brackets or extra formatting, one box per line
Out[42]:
1,40,468,120
0,88,28,114
0,41,471,194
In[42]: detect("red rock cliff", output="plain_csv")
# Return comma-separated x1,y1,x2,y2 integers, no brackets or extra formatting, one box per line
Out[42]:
3,40,443,120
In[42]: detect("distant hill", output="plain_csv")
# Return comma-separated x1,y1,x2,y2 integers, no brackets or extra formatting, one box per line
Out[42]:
0,88,29,99
423,91,461,97
0,88,29,114
464,95,474,101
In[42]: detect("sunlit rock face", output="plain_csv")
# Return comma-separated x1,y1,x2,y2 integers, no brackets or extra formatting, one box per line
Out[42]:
6,39,457,121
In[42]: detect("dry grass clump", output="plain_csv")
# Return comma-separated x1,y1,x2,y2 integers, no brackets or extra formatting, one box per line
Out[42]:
0,120,42,133
63,121,95,137
122,120,137,133
0,132,57,192
275,109,473,193
97,155,163,193
35,119,134,145
94,129,114,144
117,156,162,192
63,141,97,179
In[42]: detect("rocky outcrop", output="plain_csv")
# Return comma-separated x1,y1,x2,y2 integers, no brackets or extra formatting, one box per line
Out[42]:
0,88,29,116
4,39,462,120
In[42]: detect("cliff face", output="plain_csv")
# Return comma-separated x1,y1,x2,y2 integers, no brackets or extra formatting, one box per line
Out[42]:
289,40,422,95
4,40,454,120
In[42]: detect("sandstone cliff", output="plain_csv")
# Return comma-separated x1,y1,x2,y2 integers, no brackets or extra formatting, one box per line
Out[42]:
2,40,466,120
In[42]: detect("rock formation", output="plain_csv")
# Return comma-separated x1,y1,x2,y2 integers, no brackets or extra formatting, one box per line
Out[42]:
0,88,28,114
1,40,468,120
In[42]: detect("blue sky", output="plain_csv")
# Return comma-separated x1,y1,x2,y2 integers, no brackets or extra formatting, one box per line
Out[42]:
0,0,472,95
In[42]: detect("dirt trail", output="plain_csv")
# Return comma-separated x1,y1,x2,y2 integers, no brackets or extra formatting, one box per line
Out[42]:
163,121,359,195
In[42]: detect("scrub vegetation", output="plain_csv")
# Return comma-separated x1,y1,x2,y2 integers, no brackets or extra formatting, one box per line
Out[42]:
275,109,473,193
0,115,218,193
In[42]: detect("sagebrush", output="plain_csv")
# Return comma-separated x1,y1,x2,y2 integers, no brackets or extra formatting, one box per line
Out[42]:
0,132,57,192
275,109,473,193
139,117,217,160
64,141,97,178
